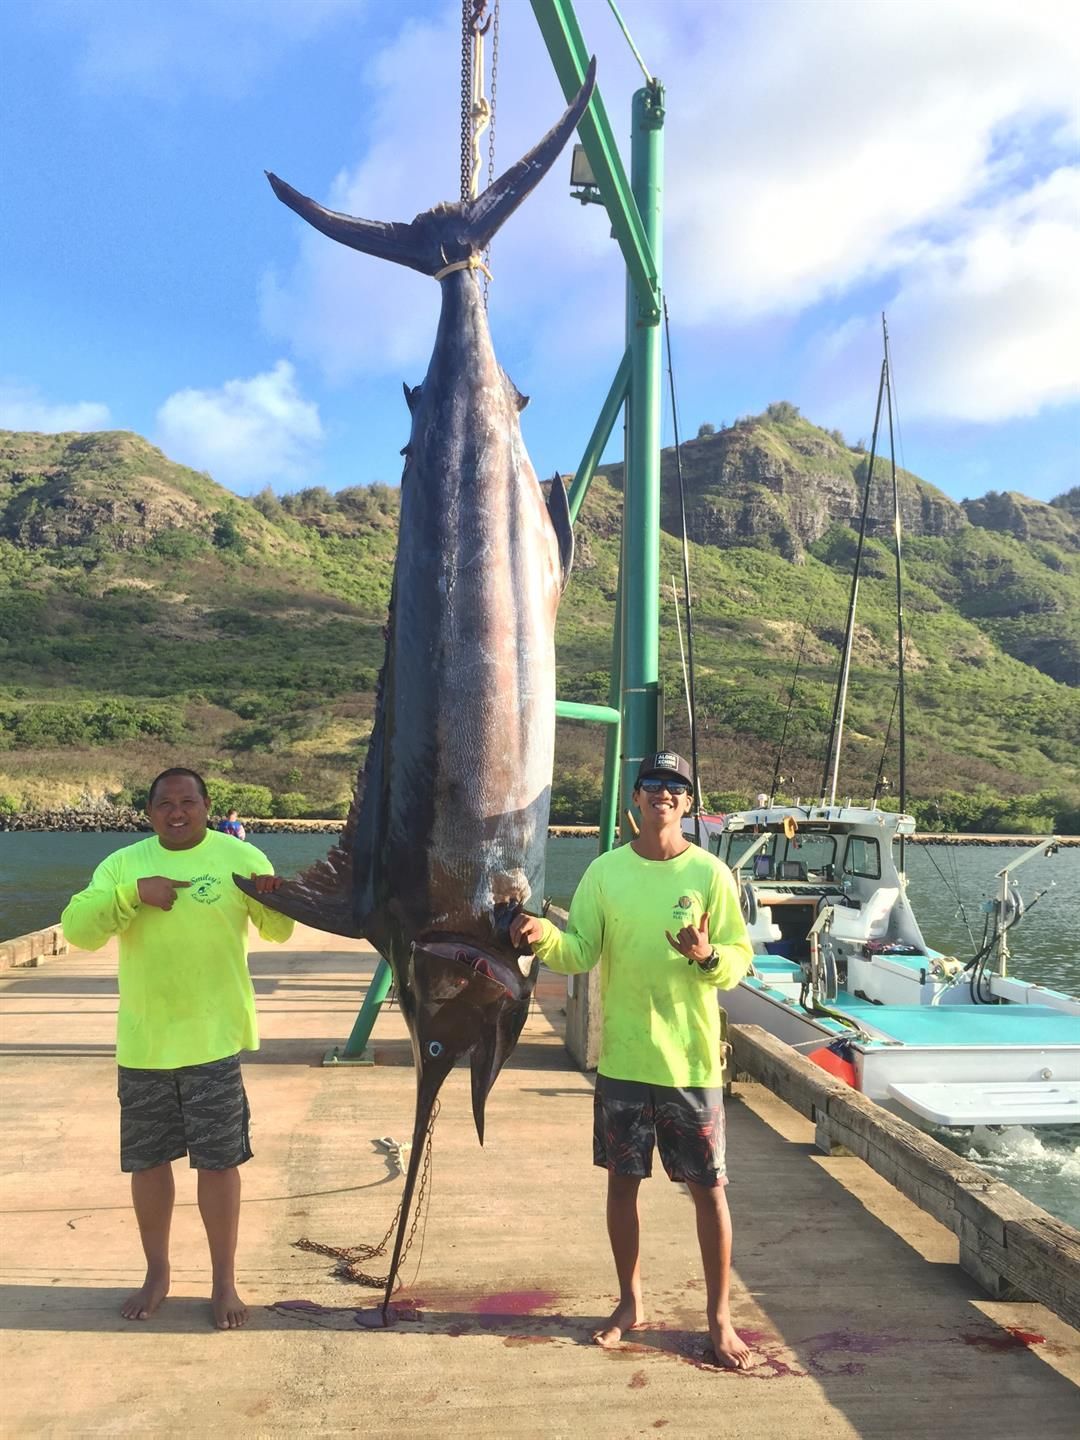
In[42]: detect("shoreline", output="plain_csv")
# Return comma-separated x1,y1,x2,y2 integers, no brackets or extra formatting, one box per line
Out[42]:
0,814,1075,845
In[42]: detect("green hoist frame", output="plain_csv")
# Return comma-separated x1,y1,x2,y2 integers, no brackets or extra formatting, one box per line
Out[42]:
327,0,664,1064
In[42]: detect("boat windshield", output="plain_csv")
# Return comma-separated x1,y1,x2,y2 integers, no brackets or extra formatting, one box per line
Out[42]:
722,829,838,881
723,833,773,870
782,832,837,879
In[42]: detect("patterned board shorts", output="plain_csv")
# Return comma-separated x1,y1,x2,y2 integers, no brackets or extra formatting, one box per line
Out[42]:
117,1053,252,1173
593,1074,727,1187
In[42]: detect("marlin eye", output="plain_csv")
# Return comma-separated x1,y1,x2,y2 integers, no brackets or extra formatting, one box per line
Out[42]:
427,1041,444,1058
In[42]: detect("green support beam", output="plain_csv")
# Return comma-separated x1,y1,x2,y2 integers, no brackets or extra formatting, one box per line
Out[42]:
323,955,393,1065
555,700,620,725
529,0,659,321
567,346,631,525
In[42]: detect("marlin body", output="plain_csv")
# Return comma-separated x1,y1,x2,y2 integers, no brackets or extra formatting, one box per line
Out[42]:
236,63,596,1314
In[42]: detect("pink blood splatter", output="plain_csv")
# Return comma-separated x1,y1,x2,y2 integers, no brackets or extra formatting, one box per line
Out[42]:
961,1327,1045,1352
470,1290,558,1315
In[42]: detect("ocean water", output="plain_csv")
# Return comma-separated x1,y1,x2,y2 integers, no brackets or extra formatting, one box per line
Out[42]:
2,829,1077,1224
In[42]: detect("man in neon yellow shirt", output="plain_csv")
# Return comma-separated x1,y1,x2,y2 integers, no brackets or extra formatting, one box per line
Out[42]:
61,767,294,1330
510,752,754,1369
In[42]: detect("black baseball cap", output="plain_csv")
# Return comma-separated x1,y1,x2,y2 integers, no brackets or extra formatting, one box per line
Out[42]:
635,751,694,786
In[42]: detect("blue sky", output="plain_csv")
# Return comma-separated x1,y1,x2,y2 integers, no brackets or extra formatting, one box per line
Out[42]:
1,0,1077,505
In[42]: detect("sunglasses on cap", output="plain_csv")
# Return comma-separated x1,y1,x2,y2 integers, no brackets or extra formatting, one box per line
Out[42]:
638,777,692,795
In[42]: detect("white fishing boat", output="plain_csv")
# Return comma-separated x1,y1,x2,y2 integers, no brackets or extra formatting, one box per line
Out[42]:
709,806,1080,1127
686,320,1080,1129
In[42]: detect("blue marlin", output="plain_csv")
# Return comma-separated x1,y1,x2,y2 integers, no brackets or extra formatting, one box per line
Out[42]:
236,61,596,1314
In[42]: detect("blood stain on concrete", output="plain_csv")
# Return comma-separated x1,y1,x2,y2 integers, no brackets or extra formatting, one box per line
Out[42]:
470,1290,558,1315
961,1327,1046,1352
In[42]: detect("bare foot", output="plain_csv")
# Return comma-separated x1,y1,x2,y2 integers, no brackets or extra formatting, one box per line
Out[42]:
592,1297,645,1349
211,1284,249,1330
121,1268,170,1321
708,1317,754,1370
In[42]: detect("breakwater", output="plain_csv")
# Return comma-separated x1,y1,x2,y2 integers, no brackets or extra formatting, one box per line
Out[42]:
1,809,1074,844
0,808,342,834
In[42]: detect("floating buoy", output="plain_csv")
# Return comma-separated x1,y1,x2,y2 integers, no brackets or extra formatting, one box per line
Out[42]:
807,1046,856,1087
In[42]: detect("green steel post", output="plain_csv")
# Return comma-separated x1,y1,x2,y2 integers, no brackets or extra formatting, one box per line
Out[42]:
324,955,393,1064
618,82,665,834
600,550,624,855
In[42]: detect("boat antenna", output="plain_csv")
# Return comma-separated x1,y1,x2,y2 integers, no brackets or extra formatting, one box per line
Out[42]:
872,683,898,804
662,296,701,844
769,569,825,803
670,576,703,814
883,313,907,869
820,353,888,806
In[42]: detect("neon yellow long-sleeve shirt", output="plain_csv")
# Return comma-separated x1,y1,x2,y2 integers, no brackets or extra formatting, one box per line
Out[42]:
61,830,294,1069
531,843,752,1088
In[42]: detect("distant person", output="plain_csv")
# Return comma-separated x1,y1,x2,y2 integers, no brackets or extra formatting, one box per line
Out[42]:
754,792,769,808
61,767,293,1330
218,809,246,840
510,752,755,1369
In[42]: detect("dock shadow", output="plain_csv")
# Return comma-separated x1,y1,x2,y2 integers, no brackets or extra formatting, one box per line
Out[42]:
717,1095,1080,1429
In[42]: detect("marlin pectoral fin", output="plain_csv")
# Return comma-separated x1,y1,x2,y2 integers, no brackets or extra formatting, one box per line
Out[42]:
234,850,363,939
546,472,574,591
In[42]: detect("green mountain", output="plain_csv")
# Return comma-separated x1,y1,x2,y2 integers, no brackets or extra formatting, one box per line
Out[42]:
1,414,1077,832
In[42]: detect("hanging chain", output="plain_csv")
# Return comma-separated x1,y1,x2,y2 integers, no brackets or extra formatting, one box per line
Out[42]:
482,0,499,308
293,1099,440,1292
459,2,474,204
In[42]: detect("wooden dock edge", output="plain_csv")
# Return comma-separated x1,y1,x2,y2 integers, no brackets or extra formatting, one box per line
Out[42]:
730,1023,1080,1331
0,925,68,971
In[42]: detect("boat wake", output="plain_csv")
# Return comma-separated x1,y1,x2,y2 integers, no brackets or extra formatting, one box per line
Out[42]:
934,1122,1080,1227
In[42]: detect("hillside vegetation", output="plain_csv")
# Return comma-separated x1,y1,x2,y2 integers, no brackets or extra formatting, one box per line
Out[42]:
1,409,1078,833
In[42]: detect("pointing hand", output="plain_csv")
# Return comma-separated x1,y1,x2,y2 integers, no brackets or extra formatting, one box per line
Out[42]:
665,911,713,964
138,877,192,911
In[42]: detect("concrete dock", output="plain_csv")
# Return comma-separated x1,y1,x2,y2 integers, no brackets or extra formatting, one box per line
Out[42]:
2,926,1079,1437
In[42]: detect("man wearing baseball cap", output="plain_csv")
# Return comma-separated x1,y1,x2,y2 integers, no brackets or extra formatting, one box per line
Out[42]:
510,751,754,1369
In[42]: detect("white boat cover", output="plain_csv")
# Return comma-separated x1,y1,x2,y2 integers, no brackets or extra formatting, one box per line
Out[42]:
887,1081,1080,1127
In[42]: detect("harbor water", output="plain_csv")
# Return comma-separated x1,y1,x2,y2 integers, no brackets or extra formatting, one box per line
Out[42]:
2,830,1078,1225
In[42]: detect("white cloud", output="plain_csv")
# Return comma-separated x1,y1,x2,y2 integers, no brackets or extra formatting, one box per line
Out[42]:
260,0,1079,428
259,10,639,387
155,360,322,490
42,0,357,100
808,166,1080,426
0,382,110,432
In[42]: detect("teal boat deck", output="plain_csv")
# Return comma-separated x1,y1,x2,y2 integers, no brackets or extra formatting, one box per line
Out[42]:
830,998,1080,1047
748,958,1080,1047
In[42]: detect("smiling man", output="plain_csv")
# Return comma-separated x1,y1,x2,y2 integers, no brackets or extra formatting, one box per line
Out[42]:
510,752,754,1369
61,767,293,1330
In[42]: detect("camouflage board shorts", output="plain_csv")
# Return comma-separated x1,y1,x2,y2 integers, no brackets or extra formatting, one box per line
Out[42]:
593,1074,727,1187
117,1052,252,1173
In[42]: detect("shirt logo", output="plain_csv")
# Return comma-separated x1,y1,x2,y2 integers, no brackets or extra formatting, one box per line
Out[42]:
189,874,223,905
672,894,695,924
